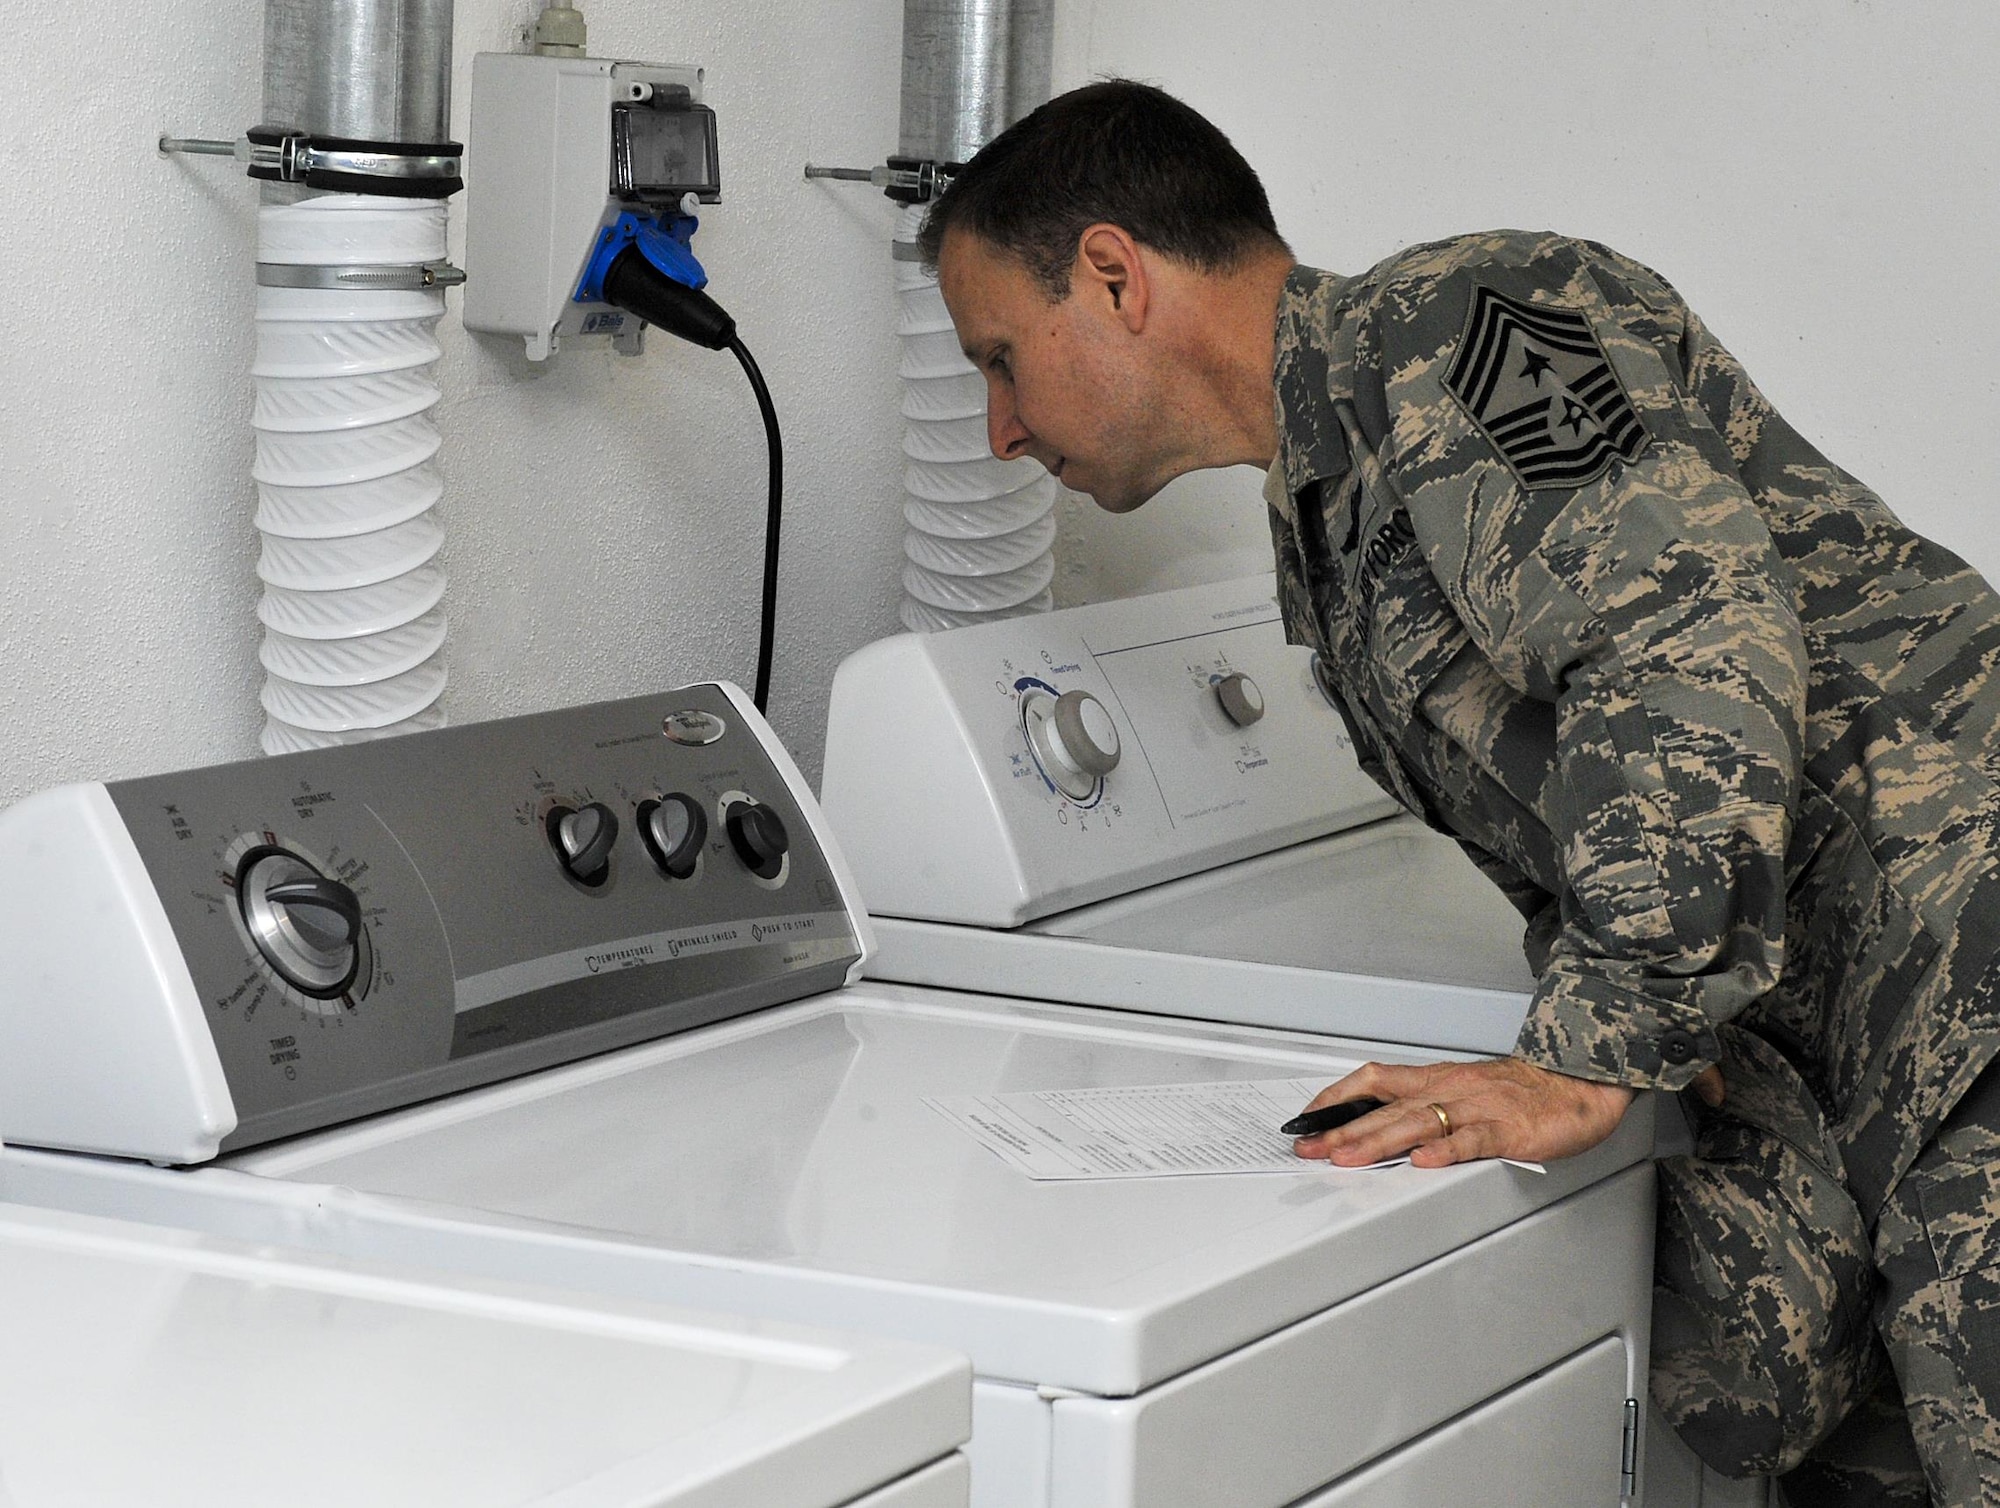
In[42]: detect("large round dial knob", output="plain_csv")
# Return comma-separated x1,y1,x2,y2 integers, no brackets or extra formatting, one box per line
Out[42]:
1213,671,1265,727
1052,690,1120,776
1023,688,1121,801
237,848,370,998
546,801,619,886
724,800,789,880
637,793,707,879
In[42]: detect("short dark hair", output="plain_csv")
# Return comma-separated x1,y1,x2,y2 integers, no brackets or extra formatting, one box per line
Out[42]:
918,79,1288,297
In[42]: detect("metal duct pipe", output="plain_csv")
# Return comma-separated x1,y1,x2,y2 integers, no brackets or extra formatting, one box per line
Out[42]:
264,0,455,181
252,0,458,752
806,3,1055,630
889,1,1056,630
898,0,1053,164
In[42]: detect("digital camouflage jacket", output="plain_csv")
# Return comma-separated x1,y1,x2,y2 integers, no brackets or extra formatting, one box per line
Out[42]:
1265,233,2000,1218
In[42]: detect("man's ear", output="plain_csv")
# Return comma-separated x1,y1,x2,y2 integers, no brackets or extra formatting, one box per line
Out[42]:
1075,224,1149,333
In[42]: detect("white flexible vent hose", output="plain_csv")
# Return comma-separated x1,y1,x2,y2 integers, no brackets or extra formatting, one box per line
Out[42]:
894,204,1056,631
252,195,449,754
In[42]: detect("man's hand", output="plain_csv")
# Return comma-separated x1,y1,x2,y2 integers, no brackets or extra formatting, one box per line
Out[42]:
1291,1057,1637,1168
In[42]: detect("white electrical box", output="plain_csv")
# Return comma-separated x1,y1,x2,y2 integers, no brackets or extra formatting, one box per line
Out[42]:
463,52,712,360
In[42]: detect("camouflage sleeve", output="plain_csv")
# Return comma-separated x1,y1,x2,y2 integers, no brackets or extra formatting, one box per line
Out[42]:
1452,835,1552,923
1366,236,1808,1090
1452,836,1560,973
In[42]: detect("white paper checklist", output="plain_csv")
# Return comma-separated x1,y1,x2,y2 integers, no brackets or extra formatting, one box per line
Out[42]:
927,1077,1374,1180
926,1077,1547,1181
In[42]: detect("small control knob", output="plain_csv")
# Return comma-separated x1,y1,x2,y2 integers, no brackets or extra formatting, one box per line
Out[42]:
237,848,370,998
724,800,789,880
637,793,707,879
1213,671,1265,727
1051,690,1121,776
547,801,619,886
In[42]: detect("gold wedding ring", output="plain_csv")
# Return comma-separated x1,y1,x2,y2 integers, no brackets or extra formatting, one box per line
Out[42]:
1428,1102,1453,1138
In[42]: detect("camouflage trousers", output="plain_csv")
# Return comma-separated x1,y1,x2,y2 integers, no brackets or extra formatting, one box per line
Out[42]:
1651,1025,2000,1506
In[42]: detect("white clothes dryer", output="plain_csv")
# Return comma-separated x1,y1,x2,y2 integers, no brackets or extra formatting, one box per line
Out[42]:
821,576,1687,1503
0,684,1651,1508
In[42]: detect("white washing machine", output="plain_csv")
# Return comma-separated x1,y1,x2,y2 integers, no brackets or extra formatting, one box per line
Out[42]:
0,683,1652,1508
0,1177,970,1506
820,574,1538,1048
820,575,1687,1503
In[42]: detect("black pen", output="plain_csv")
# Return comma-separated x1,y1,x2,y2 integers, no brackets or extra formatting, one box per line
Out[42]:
1281,1097,1387,1137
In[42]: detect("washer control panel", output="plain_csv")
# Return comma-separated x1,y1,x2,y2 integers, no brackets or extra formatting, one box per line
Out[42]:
78,684,862,1154
821,576,1399,926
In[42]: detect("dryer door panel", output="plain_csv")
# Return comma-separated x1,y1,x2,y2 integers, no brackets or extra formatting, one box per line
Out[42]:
1296,1336,1628,1505
1045,1166,1651,1508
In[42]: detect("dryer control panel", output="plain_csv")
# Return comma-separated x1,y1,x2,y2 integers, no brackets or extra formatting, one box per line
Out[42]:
0,684,866,1163
821,576,1398,927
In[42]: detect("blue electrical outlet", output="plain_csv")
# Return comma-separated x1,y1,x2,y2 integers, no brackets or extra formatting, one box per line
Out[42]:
575,211,708,305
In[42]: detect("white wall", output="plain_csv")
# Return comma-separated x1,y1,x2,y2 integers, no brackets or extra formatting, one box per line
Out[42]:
1054,0,2000,608
0,0,908,805
7,1,1995,805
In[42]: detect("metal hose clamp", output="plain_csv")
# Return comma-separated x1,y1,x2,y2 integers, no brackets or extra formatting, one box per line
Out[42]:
245,127,465,198
256,261,467,291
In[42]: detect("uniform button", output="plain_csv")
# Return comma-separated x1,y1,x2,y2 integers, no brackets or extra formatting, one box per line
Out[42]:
1660,1028,1699,1066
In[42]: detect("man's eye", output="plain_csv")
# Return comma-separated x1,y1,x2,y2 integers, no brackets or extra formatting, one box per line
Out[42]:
988,355,1010,379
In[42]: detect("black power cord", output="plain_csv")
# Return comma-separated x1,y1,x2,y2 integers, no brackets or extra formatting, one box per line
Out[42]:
602,249,783,713
724,334,782,714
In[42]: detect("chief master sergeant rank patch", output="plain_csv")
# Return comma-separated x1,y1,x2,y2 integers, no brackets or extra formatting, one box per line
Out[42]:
1442,284,1649,491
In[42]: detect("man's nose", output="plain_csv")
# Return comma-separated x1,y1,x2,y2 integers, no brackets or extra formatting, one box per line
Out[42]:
987,393,1033,461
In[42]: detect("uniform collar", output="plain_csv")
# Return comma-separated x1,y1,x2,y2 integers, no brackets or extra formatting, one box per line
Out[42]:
1268,263,1354,512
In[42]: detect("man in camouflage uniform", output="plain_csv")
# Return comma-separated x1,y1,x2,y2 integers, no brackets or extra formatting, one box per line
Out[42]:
924,80,2000,1504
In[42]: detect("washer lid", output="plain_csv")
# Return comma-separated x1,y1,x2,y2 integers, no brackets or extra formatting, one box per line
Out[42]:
862,813,1539,1056
0,1199,967,1508
1021,816,1537,993
201,985,1653,1396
